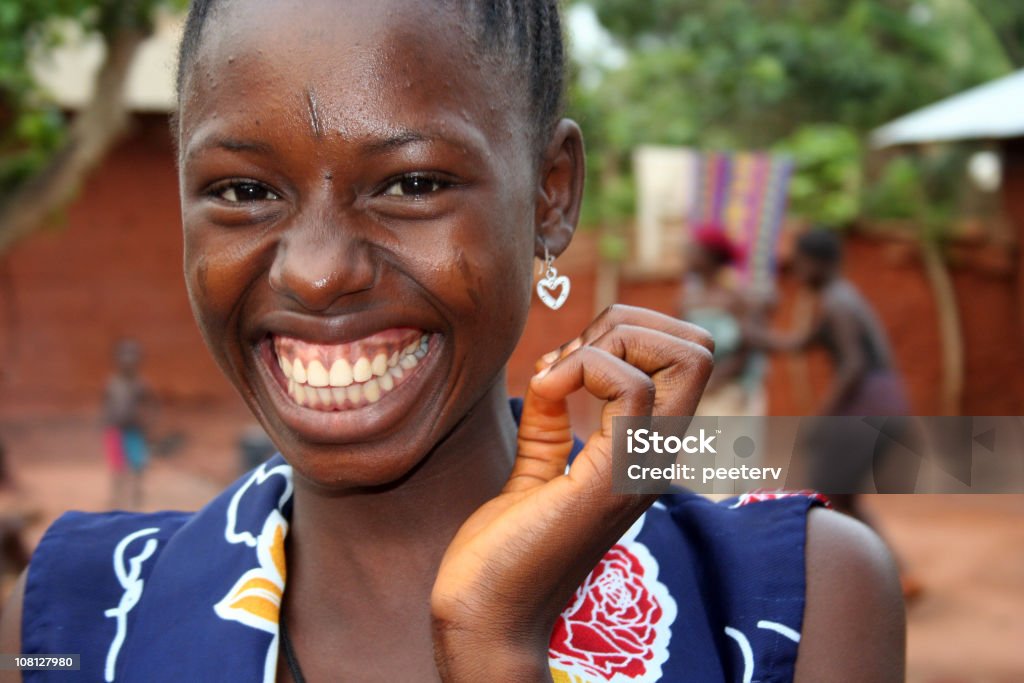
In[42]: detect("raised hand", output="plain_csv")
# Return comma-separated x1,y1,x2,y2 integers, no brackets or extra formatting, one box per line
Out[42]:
431,305,714,682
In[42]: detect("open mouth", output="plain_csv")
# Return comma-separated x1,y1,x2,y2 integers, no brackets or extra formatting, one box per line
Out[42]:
268,328,429,412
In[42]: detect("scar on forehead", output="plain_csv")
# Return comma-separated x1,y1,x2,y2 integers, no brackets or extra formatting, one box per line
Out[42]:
306,88,323,138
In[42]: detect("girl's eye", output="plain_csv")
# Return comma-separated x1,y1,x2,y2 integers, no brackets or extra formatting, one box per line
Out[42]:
383,175,447,198
215,182,280,203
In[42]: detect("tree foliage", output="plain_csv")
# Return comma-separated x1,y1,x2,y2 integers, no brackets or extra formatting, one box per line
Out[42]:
0,0,181,251
970,0,1024,67
569,0,1017,227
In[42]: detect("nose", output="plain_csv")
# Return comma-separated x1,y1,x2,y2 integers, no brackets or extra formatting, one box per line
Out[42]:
269,213,377,312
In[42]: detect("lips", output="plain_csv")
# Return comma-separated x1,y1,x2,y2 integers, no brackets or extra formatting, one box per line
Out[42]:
271,328,428,411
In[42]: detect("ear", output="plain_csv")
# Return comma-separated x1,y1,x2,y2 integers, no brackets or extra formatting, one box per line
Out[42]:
534,119,585,260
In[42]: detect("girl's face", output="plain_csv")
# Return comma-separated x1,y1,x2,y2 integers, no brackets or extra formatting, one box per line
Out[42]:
177,0,576,487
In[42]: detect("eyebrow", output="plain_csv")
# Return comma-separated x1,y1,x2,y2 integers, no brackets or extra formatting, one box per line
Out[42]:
359,130,435,156
185,128,473,162
185,136,276,160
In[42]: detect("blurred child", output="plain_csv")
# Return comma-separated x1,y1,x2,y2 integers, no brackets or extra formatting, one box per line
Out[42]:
102,339,154,510
680,224,769,416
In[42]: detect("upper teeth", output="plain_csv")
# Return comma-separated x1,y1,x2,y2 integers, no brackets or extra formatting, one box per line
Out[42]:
329,359,353,386
353,357,372,383
307,360,329,387
276,333,429,409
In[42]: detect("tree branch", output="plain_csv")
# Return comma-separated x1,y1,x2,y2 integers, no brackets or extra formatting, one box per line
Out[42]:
0,24,150,253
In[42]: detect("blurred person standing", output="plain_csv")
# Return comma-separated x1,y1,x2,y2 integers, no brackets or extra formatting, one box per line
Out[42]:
794,230,907,417
747,229,920,597
680,225,769,416
102,339,155,510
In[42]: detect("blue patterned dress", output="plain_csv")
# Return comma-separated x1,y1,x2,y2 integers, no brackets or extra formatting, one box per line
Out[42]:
23,406,826,683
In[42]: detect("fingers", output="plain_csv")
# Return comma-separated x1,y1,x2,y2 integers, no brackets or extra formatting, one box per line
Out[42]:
512,305,713,496
538,308,714,417
510,346,652,495
529,346,656,508
511,335,673,495
586,324,713,416
540,304,714,367
532,345,655,444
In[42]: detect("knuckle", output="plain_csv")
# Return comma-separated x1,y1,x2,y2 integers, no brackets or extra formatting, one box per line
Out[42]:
686,323,716,354
634,375,657,405
599,303,633,324
670,340,714,370
695,343,715,368
607,303,628,316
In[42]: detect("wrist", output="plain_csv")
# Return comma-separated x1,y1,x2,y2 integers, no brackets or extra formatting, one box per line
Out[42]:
432,615,553,683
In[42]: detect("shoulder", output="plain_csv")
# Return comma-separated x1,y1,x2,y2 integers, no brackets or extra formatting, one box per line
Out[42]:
655,489,830,536
25,509,191,592
646,490,830,597
821,280,864,312
28,509,190,570
15,510,191,655
795,507,905,682
645,497,904,680
556,492,831,682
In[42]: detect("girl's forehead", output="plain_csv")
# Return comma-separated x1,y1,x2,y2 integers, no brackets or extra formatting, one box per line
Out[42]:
178,0,527,147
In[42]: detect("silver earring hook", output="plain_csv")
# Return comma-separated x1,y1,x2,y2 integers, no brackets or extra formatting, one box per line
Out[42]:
543,245,557,282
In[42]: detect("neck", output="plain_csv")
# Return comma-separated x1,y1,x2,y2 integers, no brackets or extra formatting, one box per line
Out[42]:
284,378,517,614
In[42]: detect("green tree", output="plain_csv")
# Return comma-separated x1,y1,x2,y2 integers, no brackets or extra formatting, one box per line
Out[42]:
569,0,1012,226
970,0,1024,67
0,0,183,252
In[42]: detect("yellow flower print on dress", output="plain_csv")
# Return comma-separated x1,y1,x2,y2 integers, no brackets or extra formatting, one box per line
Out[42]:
214,510,288,633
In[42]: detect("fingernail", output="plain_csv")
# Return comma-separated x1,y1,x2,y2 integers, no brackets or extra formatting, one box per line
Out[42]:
542,350,560,364
564,338,582,354
534,364,552,380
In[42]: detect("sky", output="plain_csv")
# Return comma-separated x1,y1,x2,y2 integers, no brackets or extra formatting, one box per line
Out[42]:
566,2,628,83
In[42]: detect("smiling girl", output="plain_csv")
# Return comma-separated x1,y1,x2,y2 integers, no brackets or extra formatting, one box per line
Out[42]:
1,2,904,681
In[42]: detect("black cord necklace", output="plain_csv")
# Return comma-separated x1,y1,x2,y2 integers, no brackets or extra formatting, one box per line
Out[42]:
279,617,308,683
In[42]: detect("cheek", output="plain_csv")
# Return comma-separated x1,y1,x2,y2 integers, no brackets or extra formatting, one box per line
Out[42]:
446,214,534,319
183,224,269,351
454,243,533,324
396,208,535,374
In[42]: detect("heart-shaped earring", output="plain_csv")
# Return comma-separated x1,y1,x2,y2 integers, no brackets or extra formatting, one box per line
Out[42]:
537,246,571,310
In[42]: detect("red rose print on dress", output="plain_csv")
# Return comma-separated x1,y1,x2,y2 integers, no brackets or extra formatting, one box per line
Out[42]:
549,515,677,682
729,489,831,509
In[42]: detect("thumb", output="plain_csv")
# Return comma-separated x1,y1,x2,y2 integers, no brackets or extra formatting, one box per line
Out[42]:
504,373,574,494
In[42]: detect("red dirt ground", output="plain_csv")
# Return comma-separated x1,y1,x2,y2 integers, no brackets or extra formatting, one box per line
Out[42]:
1,406,1021,682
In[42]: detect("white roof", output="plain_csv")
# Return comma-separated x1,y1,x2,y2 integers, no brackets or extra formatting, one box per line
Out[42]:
29,11,183,113
872,69,1024,148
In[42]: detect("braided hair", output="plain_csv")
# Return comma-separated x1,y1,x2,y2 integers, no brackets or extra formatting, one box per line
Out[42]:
175,1,566,151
